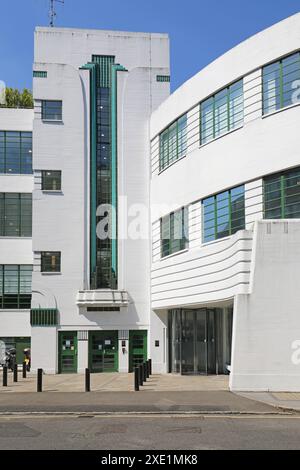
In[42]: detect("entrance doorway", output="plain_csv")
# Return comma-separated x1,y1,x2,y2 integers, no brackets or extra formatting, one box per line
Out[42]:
169,307,233,375
58,332,78,373
129,330,147,372
88,331,118,373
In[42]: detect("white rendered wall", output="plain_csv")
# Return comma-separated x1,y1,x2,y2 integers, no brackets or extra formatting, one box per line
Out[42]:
230,221,300,391
149,13,300,382
0,108,33,340
32,28,170,372
31,327,57,373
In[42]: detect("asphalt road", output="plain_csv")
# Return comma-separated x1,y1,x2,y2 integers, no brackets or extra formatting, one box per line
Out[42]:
1,415,300,450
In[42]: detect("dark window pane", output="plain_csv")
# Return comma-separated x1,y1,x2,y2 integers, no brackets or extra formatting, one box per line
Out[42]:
42,171,62,191
161,208,188,258
159,114,187,171
41,252,61,272
42,100,62,120
203,186,245,242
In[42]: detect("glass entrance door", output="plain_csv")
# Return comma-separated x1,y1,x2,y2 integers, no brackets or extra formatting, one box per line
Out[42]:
129,330,147,372
195,310,207,374
58,332,78,373
169,309,225,375
181,309,213,375
181,310,195,374
88,331,118,373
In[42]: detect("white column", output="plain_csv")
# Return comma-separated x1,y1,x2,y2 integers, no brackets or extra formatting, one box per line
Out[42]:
118,330,129,373
31,326,57,374
244,69,262,124
245,179,263,230
187,105,199,153
77,331,88,373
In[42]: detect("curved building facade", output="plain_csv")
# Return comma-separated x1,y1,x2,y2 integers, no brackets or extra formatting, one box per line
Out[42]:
150,13,300,390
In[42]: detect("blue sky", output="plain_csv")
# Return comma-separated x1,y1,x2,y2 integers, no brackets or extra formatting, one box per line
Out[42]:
1,0,300,92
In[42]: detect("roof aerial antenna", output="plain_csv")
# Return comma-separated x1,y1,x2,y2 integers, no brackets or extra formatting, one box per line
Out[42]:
49,0,64,27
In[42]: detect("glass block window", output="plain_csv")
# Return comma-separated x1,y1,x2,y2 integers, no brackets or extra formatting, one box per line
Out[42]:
42,171,62,191
0,131,32,174
200,80,244,144
202,186,245,243
159,114,187,171
0,193,32,237
41,252,61,273
161,207,188,258
0,265,32,309
263,52,300,115
41,100,62,121
264,167,300,219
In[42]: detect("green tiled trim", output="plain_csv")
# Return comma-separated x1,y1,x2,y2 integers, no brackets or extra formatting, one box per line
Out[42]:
156,75,170,82
33,71,47,78
30,308,58,326
111,64,127,282
80,62,98,282
91,55,115,87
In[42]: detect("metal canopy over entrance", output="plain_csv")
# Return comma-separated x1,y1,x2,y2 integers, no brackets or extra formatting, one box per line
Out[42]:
168,307,233,375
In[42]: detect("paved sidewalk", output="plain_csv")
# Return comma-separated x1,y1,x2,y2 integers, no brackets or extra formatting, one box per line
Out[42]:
0,370,298,415
0,390,285,415
237,392,300,412
0,371,229,393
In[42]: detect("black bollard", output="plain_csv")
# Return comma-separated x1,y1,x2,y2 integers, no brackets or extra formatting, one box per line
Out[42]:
146,360,150,379
143,362,147,382
139,364,143,386
149,358,152,375
22,362,27,379
85,368,90,392
2,366,7,387
37,368,43,392
134,367,139,391
13,363,18,382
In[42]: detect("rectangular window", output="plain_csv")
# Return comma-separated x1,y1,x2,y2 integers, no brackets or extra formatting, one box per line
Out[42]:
202,186,245,243
0,131,32,174
0,193,32,237
41,171,62,191
264,167,300,219
42,100,62,121
159,114,187,171
156,75,170,82
263,52,300,115
41,252,61,273
200,80,244,145
33,71,47,78
161,207,188,258
0,265,32,309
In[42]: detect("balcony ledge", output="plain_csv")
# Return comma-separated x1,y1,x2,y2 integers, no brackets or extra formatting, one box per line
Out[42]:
76,289,128,307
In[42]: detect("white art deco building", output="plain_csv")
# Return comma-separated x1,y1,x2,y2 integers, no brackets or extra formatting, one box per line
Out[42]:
1,13,300,391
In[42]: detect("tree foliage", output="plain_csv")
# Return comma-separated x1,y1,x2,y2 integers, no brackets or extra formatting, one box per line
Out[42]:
3,88,33,108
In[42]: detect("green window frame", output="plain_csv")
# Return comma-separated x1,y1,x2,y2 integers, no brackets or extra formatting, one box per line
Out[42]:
264,167,300,219
200,79,244,145
0,265,32,309
0,131,32,174
202,186,245,243
159,114,187,171
33,71,47,78
30,309,58,326
42,100,62,121
0,193,32,237
41,252,61,273
41,170,62,191
263,52,300,115
161,207,188,258
156,75,170,82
